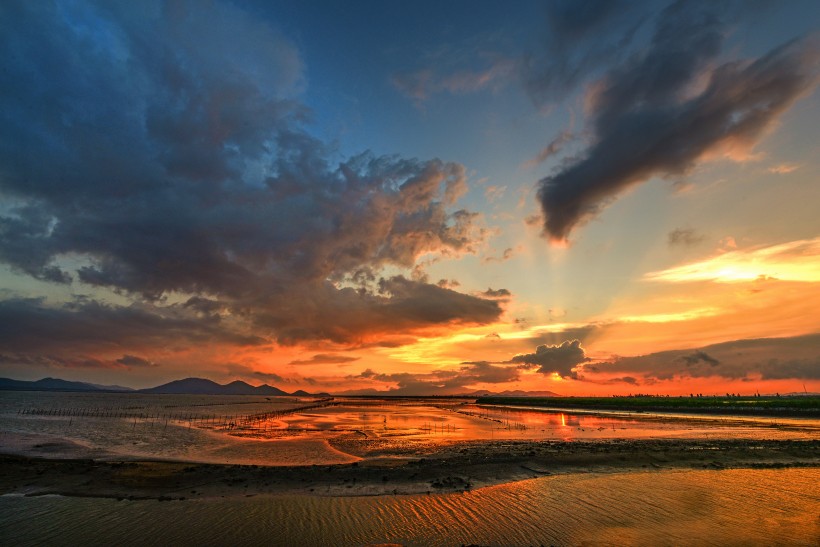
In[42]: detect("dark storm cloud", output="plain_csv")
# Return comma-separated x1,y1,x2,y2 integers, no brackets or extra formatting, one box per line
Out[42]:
509,340,590,378
0,1,501,351
535,2,818,241
597,334,820,381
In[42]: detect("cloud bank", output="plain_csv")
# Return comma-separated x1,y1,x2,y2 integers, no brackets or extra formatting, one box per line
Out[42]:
597,334,820,382
0,0,503,369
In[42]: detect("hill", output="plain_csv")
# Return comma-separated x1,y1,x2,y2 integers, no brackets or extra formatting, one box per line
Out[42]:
140,378,290,396
0,377,133,392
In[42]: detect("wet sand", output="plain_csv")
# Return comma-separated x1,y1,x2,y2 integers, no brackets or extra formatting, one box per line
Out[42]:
2,438,817,500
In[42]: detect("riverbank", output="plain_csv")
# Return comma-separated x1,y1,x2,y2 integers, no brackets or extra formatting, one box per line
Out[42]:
476,395,820,417
2,438,817,501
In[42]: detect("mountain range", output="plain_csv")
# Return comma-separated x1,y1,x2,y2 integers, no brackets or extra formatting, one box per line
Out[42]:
0,376,560,397
0,376,326,397
0,377,133,393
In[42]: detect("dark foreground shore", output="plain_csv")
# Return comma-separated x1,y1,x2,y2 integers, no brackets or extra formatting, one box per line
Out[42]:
2,438,817,501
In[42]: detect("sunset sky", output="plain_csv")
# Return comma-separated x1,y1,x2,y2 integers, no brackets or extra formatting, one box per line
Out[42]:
1,0,819,395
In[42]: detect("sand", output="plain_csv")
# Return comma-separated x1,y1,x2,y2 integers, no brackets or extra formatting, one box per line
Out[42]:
1,438,817,501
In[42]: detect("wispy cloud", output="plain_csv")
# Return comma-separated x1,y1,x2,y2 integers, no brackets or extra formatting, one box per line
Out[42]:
392,57,517,103
289,354,361,366
668,228,706,247
523,130,574,169
646,237,820,283
768,163,801,174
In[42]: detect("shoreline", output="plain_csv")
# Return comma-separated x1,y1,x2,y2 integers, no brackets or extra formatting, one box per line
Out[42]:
2,438,817,501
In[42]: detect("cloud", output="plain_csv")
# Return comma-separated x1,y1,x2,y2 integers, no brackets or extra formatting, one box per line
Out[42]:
523,0,653,105
483,247,517,263
289,354,361,365
392,0,650,108
596,333,820,381
253,371,287,383
548,308,567,319
610,376,640,385
116,355,158,368
668,228,706,247
484,185,507,202
224,363,289,384
524,131,574,169
392,57,517,103
246,275,502,346
0,1,501,352
0,297,262,354
767,163,800,174
509,340,590,378
535,3,818,241
355,361,520,395
481,288,511,299
680,351,720,367
0,353,117,370
647,237,820,283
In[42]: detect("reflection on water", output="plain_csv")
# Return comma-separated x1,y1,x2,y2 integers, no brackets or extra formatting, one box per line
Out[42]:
1,392,818,465
2,468,817,546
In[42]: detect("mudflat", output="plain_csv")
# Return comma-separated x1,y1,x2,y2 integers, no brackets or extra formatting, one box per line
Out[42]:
2,438,817,500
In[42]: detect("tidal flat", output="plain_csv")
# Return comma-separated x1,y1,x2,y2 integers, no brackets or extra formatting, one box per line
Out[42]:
1,391,818,545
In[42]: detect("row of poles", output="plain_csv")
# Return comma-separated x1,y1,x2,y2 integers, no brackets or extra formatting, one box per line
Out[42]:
17,398,336,431
442,405,529,431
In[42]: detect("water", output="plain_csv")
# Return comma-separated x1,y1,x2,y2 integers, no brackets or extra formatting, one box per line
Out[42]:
2,468,818,546
2,392,818,545
2,392,817,467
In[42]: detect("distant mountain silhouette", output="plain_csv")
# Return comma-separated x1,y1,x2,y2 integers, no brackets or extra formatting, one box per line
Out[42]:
0,376,322,396
0,377,133,392
140,378,290,395
0,376,556,397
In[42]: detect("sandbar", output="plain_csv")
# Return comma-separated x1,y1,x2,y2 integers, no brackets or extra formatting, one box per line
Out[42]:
1,438,817,501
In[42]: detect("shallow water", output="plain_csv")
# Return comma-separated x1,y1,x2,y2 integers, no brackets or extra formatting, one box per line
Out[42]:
2,468,818,546
2,392,818,466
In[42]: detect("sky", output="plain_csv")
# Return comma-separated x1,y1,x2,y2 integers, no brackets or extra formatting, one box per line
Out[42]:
1,0,819,395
